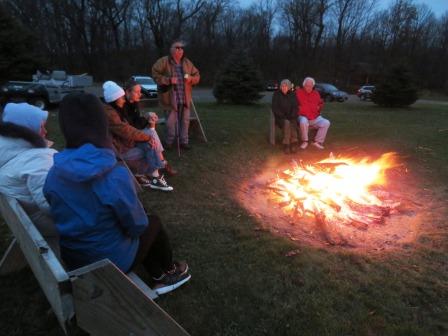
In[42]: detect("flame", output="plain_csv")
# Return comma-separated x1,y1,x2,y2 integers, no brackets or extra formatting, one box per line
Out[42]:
269,152,399,227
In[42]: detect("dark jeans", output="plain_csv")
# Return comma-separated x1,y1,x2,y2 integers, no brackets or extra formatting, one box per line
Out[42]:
130,214,173,278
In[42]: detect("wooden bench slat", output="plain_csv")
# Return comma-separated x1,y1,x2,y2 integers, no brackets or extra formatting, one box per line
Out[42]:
70,259,190,336
0,194,74,332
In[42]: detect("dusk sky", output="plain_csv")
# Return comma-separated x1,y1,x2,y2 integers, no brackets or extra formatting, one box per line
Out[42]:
239,0,448,17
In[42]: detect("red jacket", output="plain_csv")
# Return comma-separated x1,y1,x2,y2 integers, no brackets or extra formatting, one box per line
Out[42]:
296,88,324,120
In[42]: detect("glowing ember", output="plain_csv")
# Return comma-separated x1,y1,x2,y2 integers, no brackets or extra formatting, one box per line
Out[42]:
268,152,401,229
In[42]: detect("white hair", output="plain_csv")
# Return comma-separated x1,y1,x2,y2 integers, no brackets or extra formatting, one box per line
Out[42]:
302,77,315,87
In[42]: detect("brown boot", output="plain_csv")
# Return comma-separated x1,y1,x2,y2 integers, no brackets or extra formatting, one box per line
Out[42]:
162,162,177,177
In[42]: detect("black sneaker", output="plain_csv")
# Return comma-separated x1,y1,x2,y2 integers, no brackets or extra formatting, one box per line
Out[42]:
152,263,191,295
149,175,173,191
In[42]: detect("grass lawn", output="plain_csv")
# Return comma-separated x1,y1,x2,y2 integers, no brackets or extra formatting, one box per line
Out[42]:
1,99,447,335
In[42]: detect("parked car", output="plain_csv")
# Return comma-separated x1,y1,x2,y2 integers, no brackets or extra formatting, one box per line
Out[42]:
131,75,158,99
356,85,375,101
314,83,348,102
265,80,279,91
0,70,93,110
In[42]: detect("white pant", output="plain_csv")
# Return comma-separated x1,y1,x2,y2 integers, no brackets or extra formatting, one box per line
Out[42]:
298,115,330,144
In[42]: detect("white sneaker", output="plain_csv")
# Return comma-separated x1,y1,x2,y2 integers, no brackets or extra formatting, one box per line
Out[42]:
300,141,308,149
312,142,324,149
149,175,173,191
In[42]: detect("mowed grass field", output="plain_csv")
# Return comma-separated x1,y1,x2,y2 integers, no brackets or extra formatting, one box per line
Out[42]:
0,98,447,336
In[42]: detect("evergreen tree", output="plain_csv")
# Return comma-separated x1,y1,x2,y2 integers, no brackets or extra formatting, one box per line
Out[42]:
213,49,264,104
372,64,418,107
0,4,43,82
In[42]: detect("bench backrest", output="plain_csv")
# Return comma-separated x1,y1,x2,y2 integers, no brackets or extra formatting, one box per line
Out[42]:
0,194,74,332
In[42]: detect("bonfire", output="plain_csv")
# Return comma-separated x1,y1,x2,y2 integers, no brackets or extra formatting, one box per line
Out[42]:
267,152,402,244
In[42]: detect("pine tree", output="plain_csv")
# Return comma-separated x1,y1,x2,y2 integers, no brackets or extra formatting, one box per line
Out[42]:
0,4,43,82
372,64,418,107
213,49,264,104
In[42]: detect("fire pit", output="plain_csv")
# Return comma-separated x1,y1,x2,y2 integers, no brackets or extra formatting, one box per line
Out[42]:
239,152,425,250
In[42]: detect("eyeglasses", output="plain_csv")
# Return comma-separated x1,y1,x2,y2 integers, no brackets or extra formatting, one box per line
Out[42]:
174,46,184,50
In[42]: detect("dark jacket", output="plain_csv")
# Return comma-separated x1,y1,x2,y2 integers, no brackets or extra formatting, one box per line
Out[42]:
272,90,298,126
123,100,148,130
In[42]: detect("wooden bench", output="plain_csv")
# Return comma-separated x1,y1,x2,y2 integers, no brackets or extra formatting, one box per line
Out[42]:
0,193,190,336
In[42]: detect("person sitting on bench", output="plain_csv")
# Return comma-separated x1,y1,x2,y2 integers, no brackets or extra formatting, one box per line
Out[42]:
123,78,176,176
43,93,191,295
272,79,299,154
295,77,331,150
102,80,173,191
0,103,60,256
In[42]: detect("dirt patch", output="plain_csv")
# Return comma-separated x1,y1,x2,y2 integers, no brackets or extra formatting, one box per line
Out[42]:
237,155,442,253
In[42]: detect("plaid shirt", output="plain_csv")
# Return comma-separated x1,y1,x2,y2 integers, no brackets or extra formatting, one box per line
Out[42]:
173,64,185,106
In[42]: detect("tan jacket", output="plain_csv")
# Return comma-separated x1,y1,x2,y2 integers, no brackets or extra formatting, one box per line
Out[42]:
103,104,150,154
152,56,200,110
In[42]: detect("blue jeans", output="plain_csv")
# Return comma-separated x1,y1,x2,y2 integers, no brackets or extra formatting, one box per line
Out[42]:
122,143,164,175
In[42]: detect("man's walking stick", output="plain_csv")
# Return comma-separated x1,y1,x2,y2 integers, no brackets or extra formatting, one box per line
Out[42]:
176,103,183,157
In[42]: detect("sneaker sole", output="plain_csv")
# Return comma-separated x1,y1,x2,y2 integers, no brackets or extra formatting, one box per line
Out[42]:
154,274,191,295
149,185,174,191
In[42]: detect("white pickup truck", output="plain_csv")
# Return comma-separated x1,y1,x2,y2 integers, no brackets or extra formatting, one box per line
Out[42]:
1,70,93,110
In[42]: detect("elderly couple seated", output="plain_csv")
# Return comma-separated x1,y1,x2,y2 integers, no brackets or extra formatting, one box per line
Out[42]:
102,79,176,191
272,77,331,154
0,97,191,295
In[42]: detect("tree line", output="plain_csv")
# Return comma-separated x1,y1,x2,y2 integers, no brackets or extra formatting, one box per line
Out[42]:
1,0,447,91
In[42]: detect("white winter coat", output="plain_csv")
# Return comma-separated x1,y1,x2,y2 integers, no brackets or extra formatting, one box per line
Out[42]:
0,136,57,212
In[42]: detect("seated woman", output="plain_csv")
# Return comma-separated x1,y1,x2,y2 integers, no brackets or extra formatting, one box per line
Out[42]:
43,93,190,295
271,79,299,154
102,80,173,191
0,103,59,256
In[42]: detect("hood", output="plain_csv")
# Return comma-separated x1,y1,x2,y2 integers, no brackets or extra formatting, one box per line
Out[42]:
52,143,117,183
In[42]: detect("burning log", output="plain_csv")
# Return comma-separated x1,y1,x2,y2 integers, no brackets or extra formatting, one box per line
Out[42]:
267,152,401,244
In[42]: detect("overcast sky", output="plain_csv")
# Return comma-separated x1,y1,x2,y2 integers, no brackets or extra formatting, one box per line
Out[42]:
239,0,448,17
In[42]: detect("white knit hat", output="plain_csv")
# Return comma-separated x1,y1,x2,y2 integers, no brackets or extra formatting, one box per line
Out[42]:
103,81,125,103
2,103,48,134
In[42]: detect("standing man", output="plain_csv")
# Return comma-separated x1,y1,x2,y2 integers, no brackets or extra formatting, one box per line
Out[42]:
152,40,200,150
296,77,331,150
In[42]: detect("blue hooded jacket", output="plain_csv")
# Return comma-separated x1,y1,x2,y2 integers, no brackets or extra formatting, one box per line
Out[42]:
43,143,148,272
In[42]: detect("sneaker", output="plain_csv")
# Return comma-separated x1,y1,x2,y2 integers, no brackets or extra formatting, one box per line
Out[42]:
300,141,308,149
152,266,191,295
167,261,189,276
312,142,325,149
149,175,173,191
135,174,151,187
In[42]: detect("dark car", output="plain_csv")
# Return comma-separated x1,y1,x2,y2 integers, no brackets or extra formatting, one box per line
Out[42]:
356,85,375,101
265,80,279,91
1,81,50,109
314,83,348,102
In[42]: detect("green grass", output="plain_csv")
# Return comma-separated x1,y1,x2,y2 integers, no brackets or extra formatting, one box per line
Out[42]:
1,100,448,335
